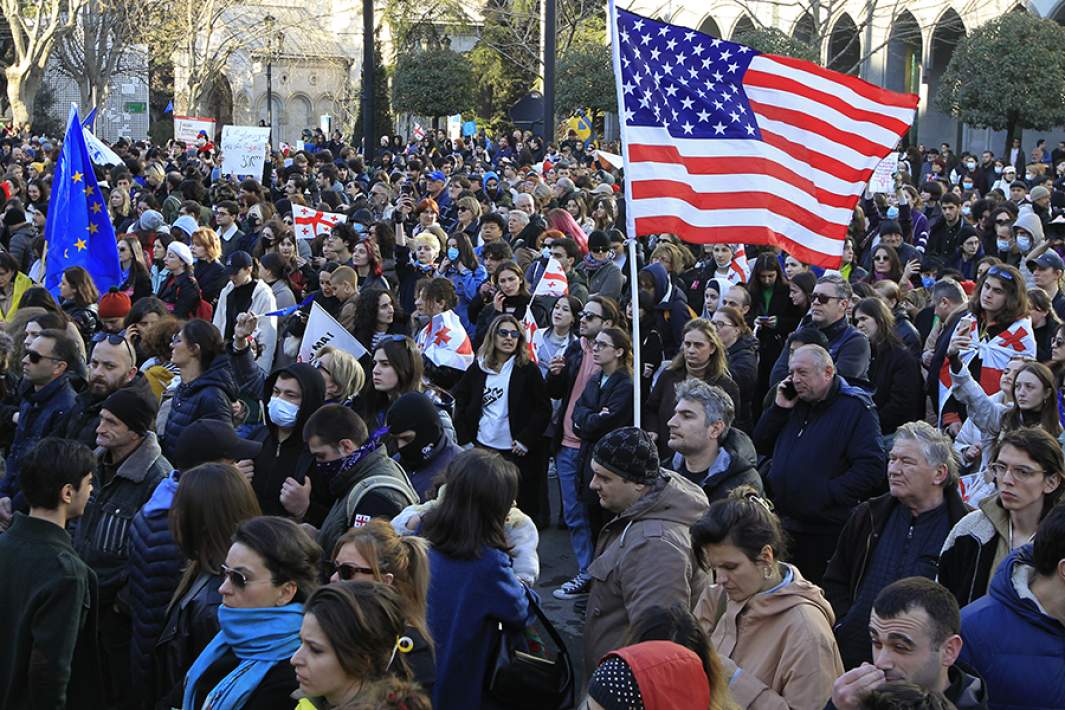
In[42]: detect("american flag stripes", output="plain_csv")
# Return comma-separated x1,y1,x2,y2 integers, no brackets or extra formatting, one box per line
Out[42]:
609,4,919,268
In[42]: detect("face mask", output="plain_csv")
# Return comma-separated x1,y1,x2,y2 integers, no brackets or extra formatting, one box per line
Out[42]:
966,161,976,170
962,205,971,217
446,247,460,261
541,247,552,260
886,206,899,220
1017,236,1032,252
962,182,973,190
994,166,1003,175
1026,173,1035,181
921,275,936,289
997,238,1011,252
315,456,346,478
267,396,300,428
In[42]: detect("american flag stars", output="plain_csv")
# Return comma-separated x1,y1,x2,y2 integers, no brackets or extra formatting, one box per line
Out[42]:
617,9,761,141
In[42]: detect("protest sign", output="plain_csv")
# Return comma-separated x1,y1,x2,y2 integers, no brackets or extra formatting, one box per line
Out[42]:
220,125,271,176
869,153,900,194
298,302,367,363
174,115,215,142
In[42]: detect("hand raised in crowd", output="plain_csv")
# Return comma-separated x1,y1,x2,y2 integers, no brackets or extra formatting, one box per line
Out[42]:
492,290,506,313
901,258,920,284
947,317,974,356
233,312,259,349
775,378,799,410
511,440,528,457
280,475,312,520
830,664,887,710
548,354,565,376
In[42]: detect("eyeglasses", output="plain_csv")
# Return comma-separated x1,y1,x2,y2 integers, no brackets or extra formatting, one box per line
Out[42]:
810,293,842,305
996,218,1013,226
25,349,62,364
496,328,521,339
988,461,1045,481
591,339,615,351
710,320,733,329
590,246,610,254
221,563,272,589
579,311,603,321
987,266,1015,281
458,206,470,212
92,331,136,362
873,255,890,262
331,561,375,581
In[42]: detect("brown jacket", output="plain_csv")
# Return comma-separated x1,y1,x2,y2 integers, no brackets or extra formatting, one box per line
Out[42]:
694,564,843,709
338,294,358,334
583,471,709,674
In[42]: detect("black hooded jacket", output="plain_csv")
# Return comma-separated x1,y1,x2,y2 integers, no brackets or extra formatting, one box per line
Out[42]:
231,347,327,523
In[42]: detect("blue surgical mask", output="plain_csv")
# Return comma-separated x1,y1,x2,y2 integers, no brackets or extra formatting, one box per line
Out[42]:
886,206,899,220
962,181,973,190
541,247,552,260
353,222,366,235
267,397,300,428
446,247,460,261
921,275,936,289
962,205,971,217
996,238,1011,252
1017,236,1032,252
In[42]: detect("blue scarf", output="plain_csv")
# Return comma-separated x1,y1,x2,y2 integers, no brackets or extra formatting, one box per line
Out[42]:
183,603,303,710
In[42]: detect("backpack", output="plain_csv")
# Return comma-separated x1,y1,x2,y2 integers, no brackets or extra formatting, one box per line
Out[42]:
345,472,419,528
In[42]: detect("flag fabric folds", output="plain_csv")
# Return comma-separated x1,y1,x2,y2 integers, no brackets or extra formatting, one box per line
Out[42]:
608,4,918,268
532,257,570,298
292,203,347,239
418,310,474,371
44,106,122,298
298,301,368,363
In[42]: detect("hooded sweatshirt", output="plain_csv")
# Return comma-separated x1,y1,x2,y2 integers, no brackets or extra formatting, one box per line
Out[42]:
640,262,693,357
583,472,709,673
695,564,844,709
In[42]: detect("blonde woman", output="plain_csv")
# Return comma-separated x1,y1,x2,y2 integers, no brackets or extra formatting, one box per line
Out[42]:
315,344,366,407
190,227,227,305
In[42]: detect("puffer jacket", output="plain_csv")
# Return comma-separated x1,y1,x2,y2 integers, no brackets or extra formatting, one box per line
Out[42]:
0,374,77,512
161,354,237,460
960,546,1065,710
671,427,763,504
73,432,170,605
127,472,182,706
645,366,741,460
727,333,759,432
695,564,844,709
61,374,155,449
938,493,1011,607
316,445,417,560
583,471,709,673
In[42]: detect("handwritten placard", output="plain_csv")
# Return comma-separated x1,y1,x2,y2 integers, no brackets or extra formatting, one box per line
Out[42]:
220,125,271,176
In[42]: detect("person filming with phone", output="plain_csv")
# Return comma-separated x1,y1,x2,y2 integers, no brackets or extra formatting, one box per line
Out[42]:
753,344,886,585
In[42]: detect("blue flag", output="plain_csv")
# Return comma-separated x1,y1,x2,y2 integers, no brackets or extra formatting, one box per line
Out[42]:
82,108,97,130
263,293,313,318
44,106,122,299
164,100,173,114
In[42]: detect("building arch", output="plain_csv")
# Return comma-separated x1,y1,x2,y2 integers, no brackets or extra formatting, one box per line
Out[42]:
698,15,722,38
827,12,860,74
289,93,315,141
924,9,967,149
731,15,756,41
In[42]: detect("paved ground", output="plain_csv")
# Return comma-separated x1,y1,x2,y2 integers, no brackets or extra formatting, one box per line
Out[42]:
531,476,589,682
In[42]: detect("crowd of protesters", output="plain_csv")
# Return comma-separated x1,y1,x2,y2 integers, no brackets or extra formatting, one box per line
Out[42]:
0,124,1064,710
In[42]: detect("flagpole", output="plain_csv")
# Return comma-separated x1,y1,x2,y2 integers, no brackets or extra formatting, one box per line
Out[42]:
628,236,641,428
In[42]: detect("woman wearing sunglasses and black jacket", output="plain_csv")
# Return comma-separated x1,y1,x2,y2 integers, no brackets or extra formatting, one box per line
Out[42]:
153,463,261,708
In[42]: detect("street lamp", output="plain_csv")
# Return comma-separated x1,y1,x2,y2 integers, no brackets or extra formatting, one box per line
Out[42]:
265,14,276,147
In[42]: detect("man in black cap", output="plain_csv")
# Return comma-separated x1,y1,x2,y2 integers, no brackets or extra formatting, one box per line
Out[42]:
213,249,278,372
386,391,462,500
582,426,710,675
1024,247,1065,320
125,420,261,703
577,230,624,302
73,388,170,707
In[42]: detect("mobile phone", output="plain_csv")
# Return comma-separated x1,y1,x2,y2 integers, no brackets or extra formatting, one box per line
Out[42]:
781,380,798,400
401,182,414,196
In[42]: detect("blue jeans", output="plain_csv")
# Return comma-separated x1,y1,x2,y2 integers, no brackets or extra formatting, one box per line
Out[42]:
556,445,594,573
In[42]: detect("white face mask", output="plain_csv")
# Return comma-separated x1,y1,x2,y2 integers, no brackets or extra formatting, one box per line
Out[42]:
268,396,300,428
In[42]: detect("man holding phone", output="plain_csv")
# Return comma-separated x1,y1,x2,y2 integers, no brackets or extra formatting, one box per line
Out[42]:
753,344,885,585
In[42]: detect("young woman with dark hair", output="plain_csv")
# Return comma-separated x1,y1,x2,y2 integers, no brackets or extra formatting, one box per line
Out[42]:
453,313,551,525
421,450,534,710
351,288,408,355
853,297,925,436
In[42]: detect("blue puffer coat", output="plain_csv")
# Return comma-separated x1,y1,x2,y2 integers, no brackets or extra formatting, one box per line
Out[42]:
960,545,1065,710
0,374,76,512
161,354,237,460
126,472,182,704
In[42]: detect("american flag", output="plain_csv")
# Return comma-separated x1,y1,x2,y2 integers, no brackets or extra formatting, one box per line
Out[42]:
610,5,918,268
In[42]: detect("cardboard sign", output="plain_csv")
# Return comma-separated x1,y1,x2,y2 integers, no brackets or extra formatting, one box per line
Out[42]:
220,125,271,176
869,153,900,194
298,302,367,363
174,115,216,143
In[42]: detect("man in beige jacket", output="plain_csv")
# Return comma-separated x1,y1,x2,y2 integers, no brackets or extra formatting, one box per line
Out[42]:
581,427,709,676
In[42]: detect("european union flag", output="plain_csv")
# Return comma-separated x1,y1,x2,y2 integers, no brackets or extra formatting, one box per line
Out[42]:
44,106,121,298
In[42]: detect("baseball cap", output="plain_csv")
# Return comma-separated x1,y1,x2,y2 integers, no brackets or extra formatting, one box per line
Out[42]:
1027,250,1065,273
427,170,446,183
226,250,253,274
173,420,262,469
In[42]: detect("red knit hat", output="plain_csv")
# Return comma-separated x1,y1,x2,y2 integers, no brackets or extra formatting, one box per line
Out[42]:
98,288,131,319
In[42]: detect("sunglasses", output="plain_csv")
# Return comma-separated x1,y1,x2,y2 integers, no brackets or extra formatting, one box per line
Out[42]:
25,349,62,364
996,218,1013,226
987,266,1015,281
332,561,375,581
811,293,842,304
579,311,602,321
497,328,521,339
220,564,269,589
93,331,136,361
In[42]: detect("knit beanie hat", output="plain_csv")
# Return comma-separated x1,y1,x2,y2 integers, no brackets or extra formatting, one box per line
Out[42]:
172,215,200,239
588,230,611,253
3,207,25,226
592,427,660,484
101,388,158,435
98,288,132,319
139,210,165,232
588,655,643,709
168,241,194,266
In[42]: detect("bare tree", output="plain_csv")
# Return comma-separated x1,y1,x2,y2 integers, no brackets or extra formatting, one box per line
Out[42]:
53,0,151,114
0,0,87,126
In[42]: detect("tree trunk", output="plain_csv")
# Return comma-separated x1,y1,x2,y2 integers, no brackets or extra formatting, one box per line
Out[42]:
5,65,41,128
1004,111,1018,158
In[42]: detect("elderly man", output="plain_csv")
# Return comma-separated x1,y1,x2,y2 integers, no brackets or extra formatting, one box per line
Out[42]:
823,422,970,669
754,344,885,584
666,379,761,504
770,274,870,385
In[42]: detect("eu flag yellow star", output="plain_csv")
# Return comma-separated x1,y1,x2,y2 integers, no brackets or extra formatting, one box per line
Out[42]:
72,171,83,183
87,223,98,235
84,186,94,198
75,238,88,251
90,202,102,214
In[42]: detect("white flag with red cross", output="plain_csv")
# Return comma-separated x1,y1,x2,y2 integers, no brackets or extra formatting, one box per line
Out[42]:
412,123,426,141
533,257,569,297
419,310,475,371
729,244,750,284
522,309,539,363
293,203,347,239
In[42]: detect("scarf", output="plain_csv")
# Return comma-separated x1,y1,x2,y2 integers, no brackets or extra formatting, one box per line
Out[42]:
582,253,612,270
183,603,304,710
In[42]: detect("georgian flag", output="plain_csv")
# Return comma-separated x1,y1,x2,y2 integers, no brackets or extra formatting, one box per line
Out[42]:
419,310,474,371
523,309,540,363
729,244,750,283
534,257,569,297
413,122,426,141
293,203,346,239
937,316,1036,424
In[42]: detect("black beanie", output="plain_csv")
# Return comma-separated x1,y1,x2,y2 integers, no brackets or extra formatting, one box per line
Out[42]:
386,392,443,464
592,427,660,484
588,230,611,253
101,388,158,435
3,207,25,226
